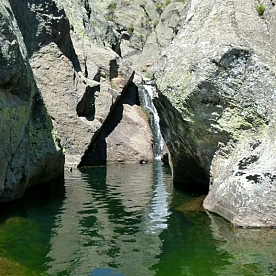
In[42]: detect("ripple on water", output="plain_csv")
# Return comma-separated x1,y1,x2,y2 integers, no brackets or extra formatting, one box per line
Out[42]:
0,161,275,276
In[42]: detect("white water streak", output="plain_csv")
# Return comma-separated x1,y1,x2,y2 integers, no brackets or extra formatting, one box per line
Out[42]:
138,82,164,159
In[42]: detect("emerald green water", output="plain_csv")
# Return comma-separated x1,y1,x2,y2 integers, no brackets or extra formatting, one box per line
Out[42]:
0,161,275,276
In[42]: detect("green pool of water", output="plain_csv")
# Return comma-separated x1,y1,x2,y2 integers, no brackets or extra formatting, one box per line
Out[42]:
0,161,275,276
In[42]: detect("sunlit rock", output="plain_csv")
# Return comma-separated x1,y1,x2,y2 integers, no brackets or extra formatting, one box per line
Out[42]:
155,0,276,227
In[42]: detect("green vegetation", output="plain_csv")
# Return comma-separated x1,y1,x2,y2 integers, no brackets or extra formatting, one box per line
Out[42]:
156,0,176,14
256,2,265,16
106,14,114,22
156,4,163,13
107,3,117,11
106,3,117,22
128,23,134,34
145,71,154,80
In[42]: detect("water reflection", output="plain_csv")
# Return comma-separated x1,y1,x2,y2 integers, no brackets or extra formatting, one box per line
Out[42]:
208,213,276,276
46,161,172,276
143,161,171,234
0,162,275,276
0,178,65,275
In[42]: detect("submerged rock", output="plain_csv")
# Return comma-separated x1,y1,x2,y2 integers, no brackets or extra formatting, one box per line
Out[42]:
177,195,206,212
208,212,276,275
155,0,276,227
0,256,33,276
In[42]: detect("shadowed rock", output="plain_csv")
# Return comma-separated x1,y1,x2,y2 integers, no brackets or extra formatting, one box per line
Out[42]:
0,0,64,201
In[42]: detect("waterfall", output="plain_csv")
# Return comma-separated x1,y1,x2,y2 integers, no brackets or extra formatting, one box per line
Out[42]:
138,80,164,159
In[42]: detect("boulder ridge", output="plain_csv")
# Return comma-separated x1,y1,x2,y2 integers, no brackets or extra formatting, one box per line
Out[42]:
155,0,276,227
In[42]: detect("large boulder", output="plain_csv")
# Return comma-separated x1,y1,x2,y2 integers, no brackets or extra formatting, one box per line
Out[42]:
0,0,64,201
9,0,153,167
0,0,155,201
155,0,276,227
79,82,154,166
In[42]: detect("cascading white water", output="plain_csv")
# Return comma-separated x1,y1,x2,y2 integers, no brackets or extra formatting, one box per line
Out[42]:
138,80,164,159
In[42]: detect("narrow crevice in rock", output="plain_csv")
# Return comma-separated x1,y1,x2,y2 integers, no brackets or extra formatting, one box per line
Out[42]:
109,59,119,81
84,0,92,19
76,85,99,121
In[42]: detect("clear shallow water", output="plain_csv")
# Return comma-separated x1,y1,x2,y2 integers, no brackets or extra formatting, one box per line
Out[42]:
0,161,275,276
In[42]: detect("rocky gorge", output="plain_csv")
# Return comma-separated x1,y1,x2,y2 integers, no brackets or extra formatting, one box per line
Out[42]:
0,0,275,228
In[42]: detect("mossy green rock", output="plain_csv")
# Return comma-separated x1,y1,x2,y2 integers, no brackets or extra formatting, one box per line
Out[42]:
155,0,276,227
0,217,47,275
0,0,64,201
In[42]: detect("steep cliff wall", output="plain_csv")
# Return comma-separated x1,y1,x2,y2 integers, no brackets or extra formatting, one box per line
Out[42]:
155,0,276,227
0,0,154,201
1,0,275,227
0,0,64,201
92,0,188,76
23,0,153,166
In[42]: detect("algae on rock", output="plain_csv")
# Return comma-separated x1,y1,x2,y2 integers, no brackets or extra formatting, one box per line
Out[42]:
0,0,64,201
154,0,276,227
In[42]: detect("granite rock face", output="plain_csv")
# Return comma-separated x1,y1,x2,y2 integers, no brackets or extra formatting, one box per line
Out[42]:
23,1,153,167
0,0,64,201
0,0,154,201
155,0,276,227
54,0,120,50
2,0,275,227
93,0,188,76
79,82,154,166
